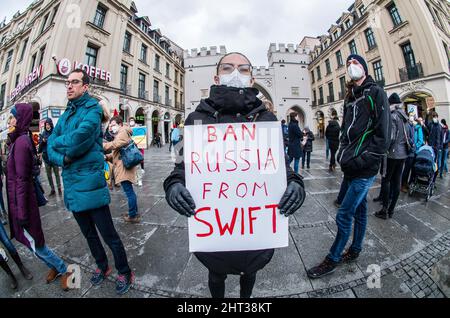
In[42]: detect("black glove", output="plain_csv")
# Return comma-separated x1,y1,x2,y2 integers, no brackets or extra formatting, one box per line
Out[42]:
278,182,306,216
166,183,196,217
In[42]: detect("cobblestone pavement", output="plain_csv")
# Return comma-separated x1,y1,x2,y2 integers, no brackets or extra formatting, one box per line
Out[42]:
0,139,449,298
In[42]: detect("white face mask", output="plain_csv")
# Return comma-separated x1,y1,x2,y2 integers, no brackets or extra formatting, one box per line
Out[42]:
111,126,119,134
433,118,438,124
347,64,365,81
409,116,415,123
130,121,135,127
219,69,251,88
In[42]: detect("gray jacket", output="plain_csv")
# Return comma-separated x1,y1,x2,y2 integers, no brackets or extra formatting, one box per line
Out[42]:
388,105,412,160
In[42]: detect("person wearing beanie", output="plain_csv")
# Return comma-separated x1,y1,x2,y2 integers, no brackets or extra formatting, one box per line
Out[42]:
307,54,391,279
388,93,402,105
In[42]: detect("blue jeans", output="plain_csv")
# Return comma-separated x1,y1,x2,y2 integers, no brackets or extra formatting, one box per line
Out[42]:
121,181,138,218
440,148,448,175
288,157,300,174
0,222,17,254
33,245,67,274
328,176,376,263
326,139,330,159
336,177,349,204
0,182,5,213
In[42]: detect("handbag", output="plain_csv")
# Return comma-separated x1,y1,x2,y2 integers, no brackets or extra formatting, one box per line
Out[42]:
120,140,144,169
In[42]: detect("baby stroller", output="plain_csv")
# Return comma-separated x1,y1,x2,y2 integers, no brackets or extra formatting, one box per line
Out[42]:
408,145,438,202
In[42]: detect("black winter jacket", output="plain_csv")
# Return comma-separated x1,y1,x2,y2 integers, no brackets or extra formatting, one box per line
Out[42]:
337,76,391,179
325,120,341,151
287,119,303,159
163,85,304,275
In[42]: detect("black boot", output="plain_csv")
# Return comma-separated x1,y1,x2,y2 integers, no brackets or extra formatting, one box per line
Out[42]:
240,273,256,298
11,253,33,280
0,258,18,289
388,208,395,219
374,207,389,220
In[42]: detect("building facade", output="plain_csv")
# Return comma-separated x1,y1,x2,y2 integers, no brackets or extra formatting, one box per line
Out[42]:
184,40,320,130
0,0,185,146
307,0,450,132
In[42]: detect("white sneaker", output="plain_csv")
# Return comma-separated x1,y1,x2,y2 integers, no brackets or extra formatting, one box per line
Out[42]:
0,247,8,262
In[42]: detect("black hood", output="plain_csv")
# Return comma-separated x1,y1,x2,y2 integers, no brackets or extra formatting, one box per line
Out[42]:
197,85,265,118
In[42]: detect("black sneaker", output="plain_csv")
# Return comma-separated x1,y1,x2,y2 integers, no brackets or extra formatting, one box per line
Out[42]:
90,267,112,286
341,250,360,263
333,200,341,208
307,258,338,279
116,272,135,295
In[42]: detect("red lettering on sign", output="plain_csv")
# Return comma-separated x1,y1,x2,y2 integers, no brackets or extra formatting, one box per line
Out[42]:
265,204,279,234
218,182,229,199
248,206,261,234
202,183,212,200
194,207,214,238
224,151,237,172
191,152,201,174
242,124,256,141
223,125,238,141
215,207,238,236
207,126,217,142
264,148,277,170
206,152,220,173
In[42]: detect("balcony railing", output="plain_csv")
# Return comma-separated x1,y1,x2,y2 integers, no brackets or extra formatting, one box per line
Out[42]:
153,95,161,103
399,62,424,82
138,90,148,100
120,85,131,95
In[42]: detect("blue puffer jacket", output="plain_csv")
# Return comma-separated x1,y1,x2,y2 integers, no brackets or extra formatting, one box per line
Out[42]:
47,92,110,212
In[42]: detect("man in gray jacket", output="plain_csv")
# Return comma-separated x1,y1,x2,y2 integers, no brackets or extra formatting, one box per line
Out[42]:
374,93,413,219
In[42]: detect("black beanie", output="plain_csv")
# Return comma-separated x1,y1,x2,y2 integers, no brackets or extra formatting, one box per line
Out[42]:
347,54,368,76
388,93,401,105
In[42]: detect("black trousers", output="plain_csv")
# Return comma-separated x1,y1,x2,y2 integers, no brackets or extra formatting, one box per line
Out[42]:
402,156,414,186
73,205,131,275
302,151,311,168
381,159,405,212
329,147,338,167
208,271,257,298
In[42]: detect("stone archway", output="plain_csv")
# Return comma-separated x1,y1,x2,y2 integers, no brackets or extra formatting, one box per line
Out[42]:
151,110,160,145
253,82,274,104
135,107,146,126
315,110,325,138
287,106,306,129
163,112,171,143
401,91,435,122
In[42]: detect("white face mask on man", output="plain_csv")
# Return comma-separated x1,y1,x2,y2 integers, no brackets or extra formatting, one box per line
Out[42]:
219,69,251,88
433,118,439,124
111,125,119,134
347,64,365,81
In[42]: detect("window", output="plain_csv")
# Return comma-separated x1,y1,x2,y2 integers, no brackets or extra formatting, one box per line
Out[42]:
175,70,179,84
318,87,324,105
373,60,384,83
365,28,377,50
123,32,131,53
138,73,146,99
349,40,358,55
4,50,13,73
328,82,335,103
140,44,147,63
154,54,160,72
49,4,59,25
0,83,6,109
40,14,49,34
165,85,170,105
120,64,128,92
15,74,20,86
311,71,315,83
30,53,37,72
166,63,170,78
291,87,299,96
387,2,403,27
443,42,450,71
336,50,344,67
38,45,46,66
85,44,98,67
359,5,366,16
93,5,107,29
325,59,332,75
401,42,416,68
339,76,346,99
180,93,183,108
316,66,322,80
19,38,28,62
153,80,159,102
141,23,148,33
345,19,352,29
313,90,317,103
174,89,178,107
333,31,339,41
180,75,184,88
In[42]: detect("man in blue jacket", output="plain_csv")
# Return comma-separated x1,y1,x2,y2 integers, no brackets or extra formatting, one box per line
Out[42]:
48,69,134,295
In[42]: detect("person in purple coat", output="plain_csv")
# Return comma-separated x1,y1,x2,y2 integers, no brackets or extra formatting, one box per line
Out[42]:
6,104,72,291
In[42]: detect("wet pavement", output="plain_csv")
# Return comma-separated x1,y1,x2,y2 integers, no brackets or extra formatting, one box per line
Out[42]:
0,139,449,298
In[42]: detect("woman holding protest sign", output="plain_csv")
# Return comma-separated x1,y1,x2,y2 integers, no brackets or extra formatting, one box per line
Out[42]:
164,52,305,298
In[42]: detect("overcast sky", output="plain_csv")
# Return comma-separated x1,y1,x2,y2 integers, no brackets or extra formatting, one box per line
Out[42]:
1,0,355,66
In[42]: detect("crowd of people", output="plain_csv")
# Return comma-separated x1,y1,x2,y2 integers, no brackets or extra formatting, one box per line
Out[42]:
0,51,447,298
